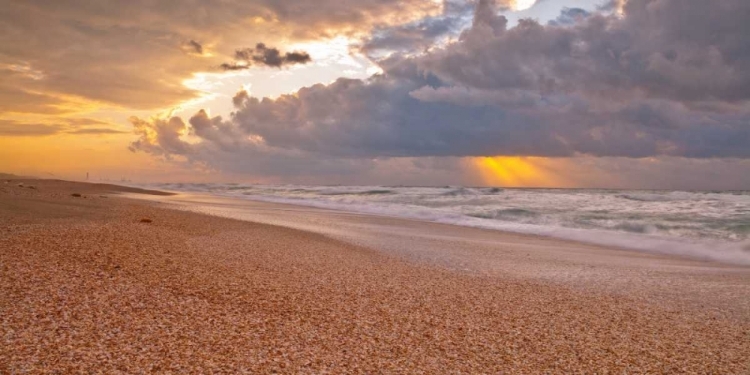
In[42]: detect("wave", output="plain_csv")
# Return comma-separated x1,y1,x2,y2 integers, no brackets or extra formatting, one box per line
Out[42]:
467,208,540,220
138,183,750,265
322,189,395,196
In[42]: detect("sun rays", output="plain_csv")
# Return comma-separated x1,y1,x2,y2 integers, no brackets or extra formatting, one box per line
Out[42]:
472,156,562,187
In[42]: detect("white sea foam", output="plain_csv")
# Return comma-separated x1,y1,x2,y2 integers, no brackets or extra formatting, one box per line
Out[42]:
141,183,750,265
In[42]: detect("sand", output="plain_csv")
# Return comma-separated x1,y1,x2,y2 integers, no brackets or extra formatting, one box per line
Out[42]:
1,179,749,373
147,192,750,320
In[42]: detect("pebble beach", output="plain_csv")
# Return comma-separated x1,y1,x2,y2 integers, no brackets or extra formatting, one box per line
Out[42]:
1,179,749,373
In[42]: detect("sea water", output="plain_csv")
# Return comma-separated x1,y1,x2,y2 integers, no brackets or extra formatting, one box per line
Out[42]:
142,183,750,265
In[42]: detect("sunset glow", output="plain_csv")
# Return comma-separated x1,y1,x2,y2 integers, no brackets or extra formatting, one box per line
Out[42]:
3,2,750,372
473,157,560,188
1,0,749,190
512,0,537,11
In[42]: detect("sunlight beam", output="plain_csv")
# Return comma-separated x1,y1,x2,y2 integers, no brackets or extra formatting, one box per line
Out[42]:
473,156,559,187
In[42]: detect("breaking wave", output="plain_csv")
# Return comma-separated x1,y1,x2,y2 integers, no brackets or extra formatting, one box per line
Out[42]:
140,183,750,265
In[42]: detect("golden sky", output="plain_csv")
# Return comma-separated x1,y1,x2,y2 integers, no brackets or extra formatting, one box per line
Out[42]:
2,0,749,189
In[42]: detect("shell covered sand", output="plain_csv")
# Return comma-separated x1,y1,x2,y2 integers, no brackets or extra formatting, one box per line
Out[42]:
1,179,749,373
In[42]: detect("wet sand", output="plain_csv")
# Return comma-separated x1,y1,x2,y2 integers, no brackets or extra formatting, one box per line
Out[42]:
1,179,749,373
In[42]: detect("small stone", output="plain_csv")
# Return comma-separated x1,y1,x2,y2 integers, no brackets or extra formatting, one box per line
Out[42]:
17,183,24,187
140,218,153,223
71,193,82,197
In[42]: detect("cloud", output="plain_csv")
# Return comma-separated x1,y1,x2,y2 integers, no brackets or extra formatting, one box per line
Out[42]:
256,0,444,38
357,0,525,58
181,40,204,55
420,0,750,104
0,0,442,113
66,128,128,135
548,7,590,26
129,116,192,158
220,43,312,70
135,61,750,162
62,118,113,127
0,118,128,137
127,113,387,181
359,0,474,56
232,90,251,107
126,0,750,185
0,120,62,136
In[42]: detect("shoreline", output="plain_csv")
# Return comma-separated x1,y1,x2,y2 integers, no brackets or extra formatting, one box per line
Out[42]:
2,179,749,372
130,188,750,267
127,187,750,318
128,184,750,267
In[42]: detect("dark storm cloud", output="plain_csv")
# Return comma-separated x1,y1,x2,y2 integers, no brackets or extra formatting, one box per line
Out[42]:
220,43,312,70
421,0,750,103
128,113,385,180
227,68,750,159
131,0,750,179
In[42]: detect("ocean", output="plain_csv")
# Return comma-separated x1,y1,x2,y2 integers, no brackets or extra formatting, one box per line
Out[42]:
143,183,750,265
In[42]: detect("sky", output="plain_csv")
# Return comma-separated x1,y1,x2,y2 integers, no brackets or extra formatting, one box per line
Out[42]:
1,0,750,189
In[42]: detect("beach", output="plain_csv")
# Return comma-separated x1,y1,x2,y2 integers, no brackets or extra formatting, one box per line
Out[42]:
1,179,749,373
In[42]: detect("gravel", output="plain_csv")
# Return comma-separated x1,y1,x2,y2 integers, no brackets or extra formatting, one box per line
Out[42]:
1,179,748,373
